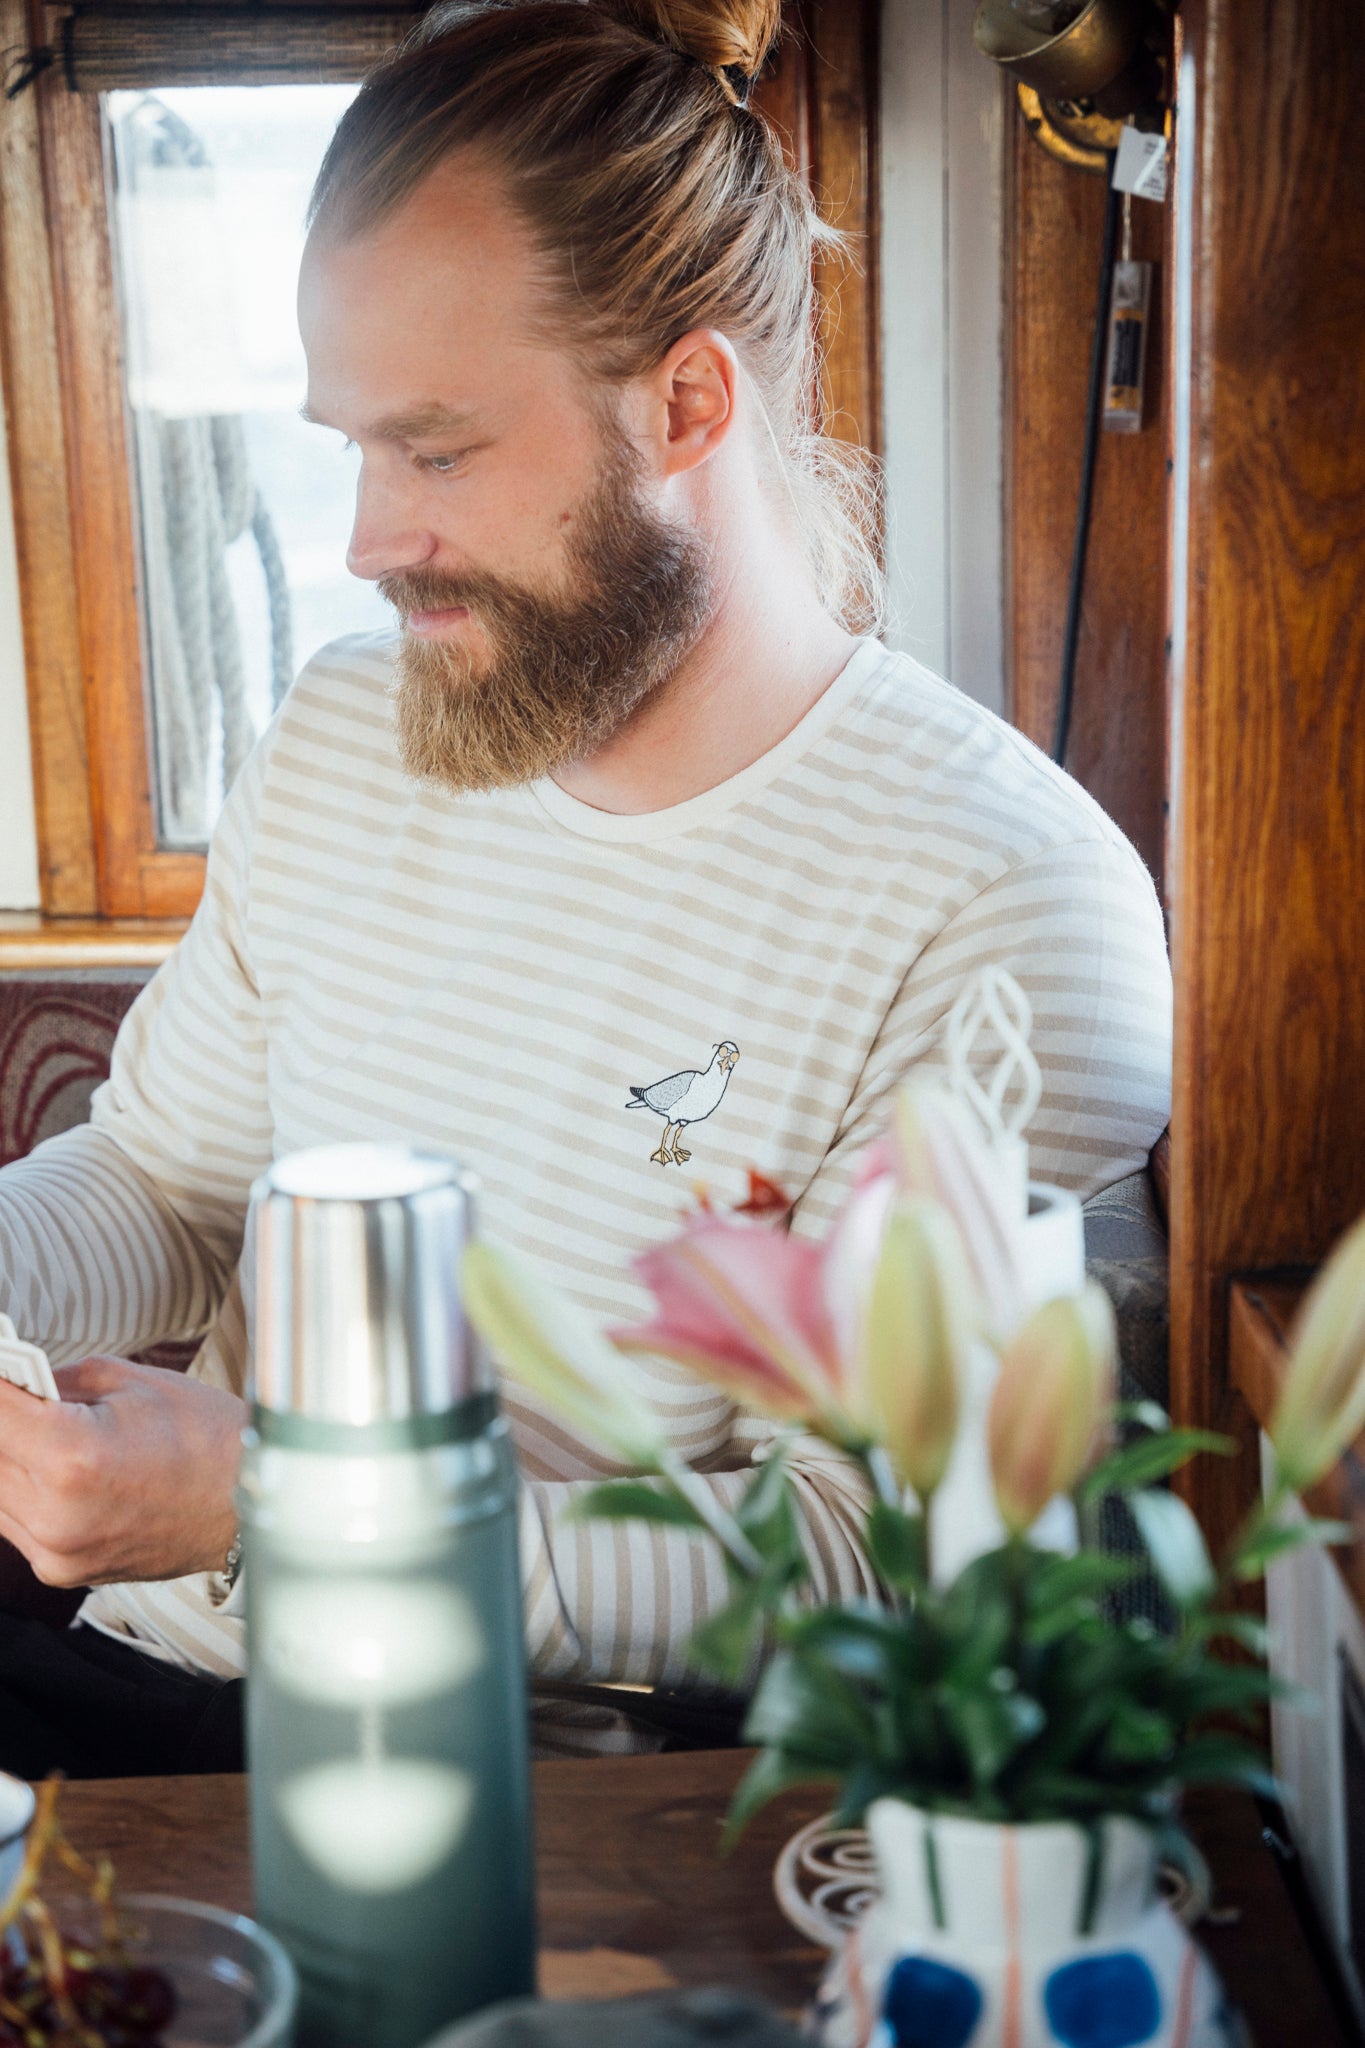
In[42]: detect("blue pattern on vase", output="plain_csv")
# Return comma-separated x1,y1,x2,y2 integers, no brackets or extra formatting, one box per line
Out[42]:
1043,1952,1162,2048
880,1954,984,2048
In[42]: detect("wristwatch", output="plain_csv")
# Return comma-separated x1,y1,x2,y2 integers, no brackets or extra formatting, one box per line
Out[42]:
222,1530,244,1591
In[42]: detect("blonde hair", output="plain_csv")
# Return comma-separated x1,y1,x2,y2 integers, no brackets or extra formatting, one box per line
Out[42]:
310,0,885,633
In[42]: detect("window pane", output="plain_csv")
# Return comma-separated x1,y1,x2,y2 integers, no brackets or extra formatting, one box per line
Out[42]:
108,85,391,851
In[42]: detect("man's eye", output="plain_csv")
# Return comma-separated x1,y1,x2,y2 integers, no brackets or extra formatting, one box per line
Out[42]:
417,451,469,476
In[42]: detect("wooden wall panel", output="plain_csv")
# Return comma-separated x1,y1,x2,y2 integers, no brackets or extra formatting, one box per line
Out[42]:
1006,113,1169,889
0,0,98,913
1169,0,1365,1555
807,0,881,457
37,83,169,918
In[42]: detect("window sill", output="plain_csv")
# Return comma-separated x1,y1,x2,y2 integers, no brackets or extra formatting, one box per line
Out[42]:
0,915,186,970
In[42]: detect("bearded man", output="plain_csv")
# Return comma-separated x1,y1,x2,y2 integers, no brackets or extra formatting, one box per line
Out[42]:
0,0,1172,1776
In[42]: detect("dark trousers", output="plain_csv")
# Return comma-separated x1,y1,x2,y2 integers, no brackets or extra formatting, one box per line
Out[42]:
0,1617,244,1779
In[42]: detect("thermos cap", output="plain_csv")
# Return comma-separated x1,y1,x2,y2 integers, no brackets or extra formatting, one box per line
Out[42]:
250,1143,487,1425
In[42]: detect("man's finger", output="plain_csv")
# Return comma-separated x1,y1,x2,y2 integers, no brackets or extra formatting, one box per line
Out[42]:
0,1502,91,1590
0,1376,67,1463
51,1355,142,1403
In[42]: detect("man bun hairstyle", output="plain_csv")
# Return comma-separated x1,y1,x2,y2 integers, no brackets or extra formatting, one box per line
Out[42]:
309,0,884,634
595,0,782,99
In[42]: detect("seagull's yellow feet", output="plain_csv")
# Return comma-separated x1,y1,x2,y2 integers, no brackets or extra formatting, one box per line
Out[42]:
650,1144,674,1166
671,1144,691,1163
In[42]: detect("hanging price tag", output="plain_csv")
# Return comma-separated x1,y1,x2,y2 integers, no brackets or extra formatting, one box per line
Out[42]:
1112,127,1168,202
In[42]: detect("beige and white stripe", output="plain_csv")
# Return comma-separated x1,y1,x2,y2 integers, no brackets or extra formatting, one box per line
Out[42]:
0,633,1172,1720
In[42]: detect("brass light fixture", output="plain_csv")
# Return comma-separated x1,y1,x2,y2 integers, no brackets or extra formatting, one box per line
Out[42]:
973,0,1167,172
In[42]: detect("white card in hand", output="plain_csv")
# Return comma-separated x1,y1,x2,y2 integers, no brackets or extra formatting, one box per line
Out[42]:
0,1313,59,1401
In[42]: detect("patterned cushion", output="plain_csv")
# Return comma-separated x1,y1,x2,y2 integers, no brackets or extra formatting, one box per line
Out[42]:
0,970,151,1166
1082,1167,1170,1409
0,972,153,1619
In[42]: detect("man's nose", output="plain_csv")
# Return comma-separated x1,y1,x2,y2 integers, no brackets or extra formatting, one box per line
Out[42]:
345,470,439,583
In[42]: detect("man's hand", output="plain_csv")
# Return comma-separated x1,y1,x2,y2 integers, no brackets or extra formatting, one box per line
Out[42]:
0,1359,246,1589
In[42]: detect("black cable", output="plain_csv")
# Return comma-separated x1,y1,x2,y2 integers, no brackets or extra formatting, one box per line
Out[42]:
1053,160,1122,768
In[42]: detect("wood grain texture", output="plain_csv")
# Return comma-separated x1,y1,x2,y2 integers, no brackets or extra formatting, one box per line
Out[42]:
0,913,183,966
1169,0,1365,1562
64,5,424,89
806,0,881,457
0,0,98,914
1005,106,1169,886
45,1756,1350,2044
753,3,811,189
35,78,209,918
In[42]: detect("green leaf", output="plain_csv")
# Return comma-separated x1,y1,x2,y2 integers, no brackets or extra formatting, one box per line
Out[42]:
1128,1487,1217,1610
1185,1612,1271,1658
722,1747,835,1848
866,1500,928,1595
1156,1663,1281,1721
779,1605,910,1685
1167,1734,1277,1798
1024,1553,1140,1642
830,1759,910,1830
935,1550,1014,1684
1100,1702,1176,1766
743,1648,878,1763
1078,1428,1236,1503
735,1452,807,1580
939,1680,1045,1792
1230,1516,1356,1581
1114,1400,1174,1433
689,1578,771,1687
1030,1552,1143,1608
570,1480,709,1530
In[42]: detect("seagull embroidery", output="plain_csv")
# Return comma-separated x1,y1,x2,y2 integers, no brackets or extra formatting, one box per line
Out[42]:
625,1042,741,1166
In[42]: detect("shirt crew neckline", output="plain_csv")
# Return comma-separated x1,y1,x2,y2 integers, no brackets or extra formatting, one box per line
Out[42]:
524,636,889,844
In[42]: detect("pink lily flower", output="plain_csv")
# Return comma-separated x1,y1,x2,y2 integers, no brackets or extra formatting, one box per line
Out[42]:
612,1210,862,1436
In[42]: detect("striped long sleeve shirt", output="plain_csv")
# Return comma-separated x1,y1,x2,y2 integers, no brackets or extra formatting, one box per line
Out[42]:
0,634,1173,1700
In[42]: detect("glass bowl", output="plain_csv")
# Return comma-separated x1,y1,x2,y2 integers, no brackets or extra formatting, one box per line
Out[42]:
112,1894,297,2047
0,1771,35,1906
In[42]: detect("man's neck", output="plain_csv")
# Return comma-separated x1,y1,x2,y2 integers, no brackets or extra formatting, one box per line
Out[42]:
549,569,861,818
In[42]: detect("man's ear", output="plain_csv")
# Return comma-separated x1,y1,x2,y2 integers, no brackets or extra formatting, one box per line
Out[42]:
650,329,739,478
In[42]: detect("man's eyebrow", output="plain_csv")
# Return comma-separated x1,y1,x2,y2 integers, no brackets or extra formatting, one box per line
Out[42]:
298,400,484,441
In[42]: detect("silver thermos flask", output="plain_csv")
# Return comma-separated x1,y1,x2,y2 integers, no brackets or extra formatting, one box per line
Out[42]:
240,1144,536,2048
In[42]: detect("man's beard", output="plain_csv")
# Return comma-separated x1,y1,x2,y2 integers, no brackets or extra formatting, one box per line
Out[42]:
381,440,712,795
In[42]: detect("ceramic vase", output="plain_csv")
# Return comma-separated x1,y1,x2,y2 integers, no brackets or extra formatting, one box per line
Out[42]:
810,1799,1247,2048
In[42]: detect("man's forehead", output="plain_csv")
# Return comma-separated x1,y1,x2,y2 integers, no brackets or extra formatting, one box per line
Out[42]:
297,159,553,435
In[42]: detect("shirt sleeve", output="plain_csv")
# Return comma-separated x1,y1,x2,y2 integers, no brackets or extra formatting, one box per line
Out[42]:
514,835,1173,1691
0,735,275,1369
794,835,1173,1234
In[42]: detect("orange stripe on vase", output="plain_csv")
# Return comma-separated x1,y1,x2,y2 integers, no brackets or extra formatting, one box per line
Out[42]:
1001,1826,1021,2048
1170,1941,1200,2048
846,1922,875,2048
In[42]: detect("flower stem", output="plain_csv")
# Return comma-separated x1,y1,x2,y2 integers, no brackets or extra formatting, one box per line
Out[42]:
658,1452,766,1577
866,1444,905,1511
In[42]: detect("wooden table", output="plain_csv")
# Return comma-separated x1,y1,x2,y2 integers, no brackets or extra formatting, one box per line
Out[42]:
48,1756,1355,2045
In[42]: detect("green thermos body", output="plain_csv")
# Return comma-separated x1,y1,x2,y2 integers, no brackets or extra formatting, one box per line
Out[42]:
240,1145,536,2048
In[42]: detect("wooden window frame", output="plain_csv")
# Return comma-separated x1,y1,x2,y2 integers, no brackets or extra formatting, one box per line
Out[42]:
0,0,879,930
